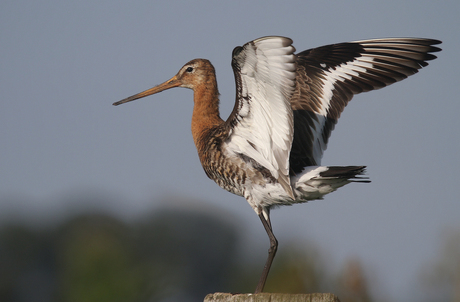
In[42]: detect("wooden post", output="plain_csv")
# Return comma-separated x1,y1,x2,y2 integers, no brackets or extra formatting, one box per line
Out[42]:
204,292,340,302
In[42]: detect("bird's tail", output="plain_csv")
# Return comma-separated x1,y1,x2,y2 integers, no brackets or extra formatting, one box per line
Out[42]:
291,165,369,202
318,166,370,182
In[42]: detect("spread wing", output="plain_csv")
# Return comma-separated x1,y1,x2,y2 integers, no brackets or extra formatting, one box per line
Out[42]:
225,36,297,197
289,38,441,173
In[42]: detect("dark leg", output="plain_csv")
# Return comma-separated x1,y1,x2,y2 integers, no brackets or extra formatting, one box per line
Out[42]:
254,212,278,294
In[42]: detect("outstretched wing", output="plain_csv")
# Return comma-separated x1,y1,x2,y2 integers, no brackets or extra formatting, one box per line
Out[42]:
289,38,441,173
225,36,297,197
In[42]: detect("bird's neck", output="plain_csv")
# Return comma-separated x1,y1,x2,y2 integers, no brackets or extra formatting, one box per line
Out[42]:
191,80,223,148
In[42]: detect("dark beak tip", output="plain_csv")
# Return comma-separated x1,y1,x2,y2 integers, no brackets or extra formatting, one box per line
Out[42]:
112,98,132,106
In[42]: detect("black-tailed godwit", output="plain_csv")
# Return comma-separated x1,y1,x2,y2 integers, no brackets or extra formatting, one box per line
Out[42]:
113,36,441,293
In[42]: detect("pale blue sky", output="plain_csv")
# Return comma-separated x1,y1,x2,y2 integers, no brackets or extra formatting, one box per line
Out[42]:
1,1,459,301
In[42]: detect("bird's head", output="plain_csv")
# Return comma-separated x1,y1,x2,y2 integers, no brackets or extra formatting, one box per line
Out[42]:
113,59,216,106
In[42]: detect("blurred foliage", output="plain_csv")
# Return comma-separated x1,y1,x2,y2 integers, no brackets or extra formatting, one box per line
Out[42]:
57,215,141,302
336,259,372,302
420,229,460,302
0,199,245,302
1,195,458,302
264,243,326,293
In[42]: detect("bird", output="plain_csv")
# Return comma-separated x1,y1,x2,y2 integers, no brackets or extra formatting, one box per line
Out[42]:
113,36,441,293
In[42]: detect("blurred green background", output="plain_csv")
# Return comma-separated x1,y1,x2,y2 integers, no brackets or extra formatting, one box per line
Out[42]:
1,194,458,302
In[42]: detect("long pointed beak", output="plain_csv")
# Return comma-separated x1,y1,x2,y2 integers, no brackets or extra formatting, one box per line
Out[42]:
113,75,181,106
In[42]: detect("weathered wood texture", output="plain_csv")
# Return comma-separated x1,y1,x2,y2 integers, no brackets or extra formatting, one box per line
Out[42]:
204,292,340,302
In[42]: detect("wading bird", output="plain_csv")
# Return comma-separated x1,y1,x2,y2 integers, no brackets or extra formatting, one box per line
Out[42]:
113,36,440,293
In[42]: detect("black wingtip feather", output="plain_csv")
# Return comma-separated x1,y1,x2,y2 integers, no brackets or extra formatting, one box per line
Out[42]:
319,166,370,182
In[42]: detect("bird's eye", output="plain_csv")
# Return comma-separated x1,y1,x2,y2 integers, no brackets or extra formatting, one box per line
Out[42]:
186,67,194,73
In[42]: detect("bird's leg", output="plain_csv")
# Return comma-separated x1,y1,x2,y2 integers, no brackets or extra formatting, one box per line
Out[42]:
254,212,278,294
